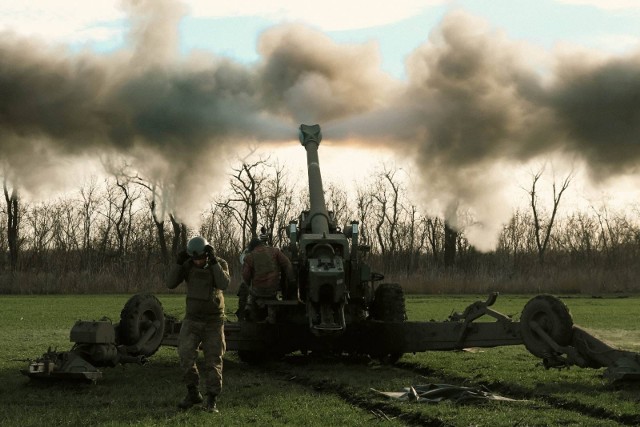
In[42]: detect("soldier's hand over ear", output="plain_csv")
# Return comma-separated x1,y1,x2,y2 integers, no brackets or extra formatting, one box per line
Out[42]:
176,250,189,265
205,245,217,264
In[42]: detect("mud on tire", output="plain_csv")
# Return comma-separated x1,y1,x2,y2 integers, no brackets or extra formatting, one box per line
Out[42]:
119,293,166,357
520,294,573,359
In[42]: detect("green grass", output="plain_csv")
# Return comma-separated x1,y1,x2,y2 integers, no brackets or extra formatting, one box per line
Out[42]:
1,294,639,426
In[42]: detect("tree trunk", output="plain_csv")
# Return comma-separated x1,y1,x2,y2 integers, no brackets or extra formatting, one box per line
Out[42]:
148,199,169,264
169,214,185,256
3,180,19,271
444,221,457,268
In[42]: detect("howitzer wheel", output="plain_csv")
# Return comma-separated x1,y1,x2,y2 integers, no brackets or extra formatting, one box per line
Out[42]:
520,295,573,359
371,283,407,322
370,283,406,364
119,293,166,357
376,352,403,365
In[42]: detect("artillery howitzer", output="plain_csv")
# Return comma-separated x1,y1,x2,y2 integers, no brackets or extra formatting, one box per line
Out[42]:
22,124,640,382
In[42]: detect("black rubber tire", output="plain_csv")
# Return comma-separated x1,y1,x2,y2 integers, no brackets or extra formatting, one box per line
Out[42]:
119,293,166,357
370,283,406,364
377,352,403,365
520,294,573,358
371,283,407,322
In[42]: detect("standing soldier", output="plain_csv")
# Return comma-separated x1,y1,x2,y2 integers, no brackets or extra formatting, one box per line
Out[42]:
167,236,230,413
242,234,296,323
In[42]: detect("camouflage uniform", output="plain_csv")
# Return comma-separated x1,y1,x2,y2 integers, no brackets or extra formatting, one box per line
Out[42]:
167,256,230,399
242,242,295,321
236,230,267,319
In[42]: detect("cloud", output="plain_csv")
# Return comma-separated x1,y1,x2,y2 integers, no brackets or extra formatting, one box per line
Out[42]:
0,1,124,43
188,0,444,31
557,0,640,10
591,33,640,53
0,0,443,44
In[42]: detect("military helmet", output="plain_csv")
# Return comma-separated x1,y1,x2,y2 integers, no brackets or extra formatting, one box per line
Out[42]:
248,237,263,252
187,236,211,259
258,226,269,244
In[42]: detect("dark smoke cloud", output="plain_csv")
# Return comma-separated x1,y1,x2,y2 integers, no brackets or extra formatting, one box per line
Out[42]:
0,0,290,215
0,2,392,199
0,1,397,221
327,11,640,247
550,53,640,178
257,24,398,123
2,2,640,241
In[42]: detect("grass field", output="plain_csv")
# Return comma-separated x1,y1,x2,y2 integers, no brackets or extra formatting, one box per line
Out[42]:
1,294,639,426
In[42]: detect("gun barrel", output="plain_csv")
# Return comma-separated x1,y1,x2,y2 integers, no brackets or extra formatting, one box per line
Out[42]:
299,124,330,234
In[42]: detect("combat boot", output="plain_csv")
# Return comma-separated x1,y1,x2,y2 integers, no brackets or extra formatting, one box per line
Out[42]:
177,385,203,410
204,393,219,413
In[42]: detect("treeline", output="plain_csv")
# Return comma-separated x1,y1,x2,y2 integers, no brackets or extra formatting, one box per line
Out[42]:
2,160,640,294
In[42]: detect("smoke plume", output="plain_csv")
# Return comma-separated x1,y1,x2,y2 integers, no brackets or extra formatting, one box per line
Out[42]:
1,2,640,245
328,11,640,248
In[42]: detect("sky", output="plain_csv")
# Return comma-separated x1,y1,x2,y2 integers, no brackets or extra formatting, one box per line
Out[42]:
1,0,640,248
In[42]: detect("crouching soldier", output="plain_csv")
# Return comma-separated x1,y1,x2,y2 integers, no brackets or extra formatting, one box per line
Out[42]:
242,236,296,323
235,230,268,320
167,236,230,413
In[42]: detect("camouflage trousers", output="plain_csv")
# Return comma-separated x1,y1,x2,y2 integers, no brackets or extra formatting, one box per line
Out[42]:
236,282,249,315
178,318,225,395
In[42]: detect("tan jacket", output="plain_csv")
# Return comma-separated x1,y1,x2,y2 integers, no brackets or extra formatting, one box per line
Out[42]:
242,244,294,297
167,257,230,321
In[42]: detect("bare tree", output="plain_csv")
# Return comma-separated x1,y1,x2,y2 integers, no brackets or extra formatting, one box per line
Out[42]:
398,204,422,274
79,178,100,252
443,221,457,268
131,178,172,264
0,199,7,265
169,213,187,256
556,212,597,262
383,169,401,255
370,167,403,257
219,159,268,249
527,167,573,265
200,203,240,262
24,201,55,255
259,162,295,247
325,182,350,231
114,179,135,257
372,177,388,256
105,155,183,264
97,177,141,258
354,183,375,248
424,216,443,263
498,208,535,267
3,176,20,271
443,202,459,268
